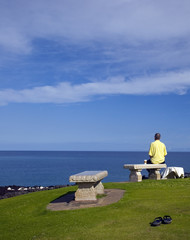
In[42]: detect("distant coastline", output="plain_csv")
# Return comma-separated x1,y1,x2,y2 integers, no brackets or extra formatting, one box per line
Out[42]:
1,172,190,200
0,184,71,200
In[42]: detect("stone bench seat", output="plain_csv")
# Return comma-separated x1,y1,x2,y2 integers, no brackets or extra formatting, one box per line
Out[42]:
69,171,108,201
123,164,167,182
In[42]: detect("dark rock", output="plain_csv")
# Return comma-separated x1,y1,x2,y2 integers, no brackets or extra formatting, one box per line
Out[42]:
0,185,69,200
184,172,190,178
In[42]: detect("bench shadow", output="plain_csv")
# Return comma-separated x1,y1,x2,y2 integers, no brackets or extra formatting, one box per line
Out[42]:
50,191,75,204
47,189,126,211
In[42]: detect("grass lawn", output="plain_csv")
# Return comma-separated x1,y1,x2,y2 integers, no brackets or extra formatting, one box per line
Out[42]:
0,178,190,240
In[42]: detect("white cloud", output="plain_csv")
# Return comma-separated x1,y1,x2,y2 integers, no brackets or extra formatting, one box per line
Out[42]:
0,0,190,104
0,0,190,52
1,70,190,105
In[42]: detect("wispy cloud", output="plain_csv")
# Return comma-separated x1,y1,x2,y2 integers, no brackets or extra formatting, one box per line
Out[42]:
0,0,190,53
1,70,190,105
1,0,190,105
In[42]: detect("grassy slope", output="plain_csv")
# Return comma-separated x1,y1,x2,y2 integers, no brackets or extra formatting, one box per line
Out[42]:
0,179,190,240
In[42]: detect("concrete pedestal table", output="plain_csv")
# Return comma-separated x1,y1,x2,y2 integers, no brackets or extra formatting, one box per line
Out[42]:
69,171,108,201
123,164,167,182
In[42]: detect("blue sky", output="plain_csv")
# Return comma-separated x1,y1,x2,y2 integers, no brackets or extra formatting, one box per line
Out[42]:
0,0,190,151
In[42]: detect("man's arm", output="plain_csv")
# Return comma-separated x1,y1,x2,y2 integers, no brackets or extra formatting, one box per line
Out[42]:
162,143,167,156
148,143,153,158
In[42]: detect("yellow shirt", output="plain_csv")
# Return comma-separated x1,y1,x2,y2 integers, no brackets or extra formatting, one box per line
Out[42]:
149,140,167,164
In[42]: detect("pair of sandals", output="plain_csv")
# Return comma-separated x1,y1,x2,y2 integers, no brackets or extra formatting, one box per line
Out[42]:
150,216,172,226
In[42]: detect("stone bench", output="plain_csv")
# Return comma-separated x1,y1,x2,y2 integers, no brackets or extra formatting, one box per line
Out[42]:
69,170,108,201
123,164,167,182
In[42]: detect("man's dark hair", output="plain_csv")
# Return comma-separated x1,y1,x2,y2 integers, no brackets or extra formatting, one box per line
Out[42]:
155,133,161,140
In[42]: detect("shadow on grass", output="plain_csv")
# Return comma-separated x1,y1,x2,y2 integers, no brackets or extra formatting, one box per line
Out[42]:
50,191,75,204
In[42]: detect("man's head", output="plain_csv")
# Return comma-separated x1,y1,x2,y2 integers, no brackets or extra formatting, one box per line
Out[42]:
154,133,161,140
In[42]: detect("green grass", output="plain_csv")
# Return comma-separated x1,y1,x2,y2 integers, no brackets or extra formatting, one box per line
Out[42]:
0,179,190,240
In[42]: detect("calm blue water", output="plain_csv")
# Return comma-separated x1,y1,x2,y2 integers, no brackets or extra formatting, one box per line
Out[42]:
0,151,189,186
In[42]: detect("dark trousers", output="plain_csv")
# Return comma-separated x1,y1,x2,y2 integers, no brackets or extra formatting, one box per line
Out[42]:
147,159,165,164
147,159,165,173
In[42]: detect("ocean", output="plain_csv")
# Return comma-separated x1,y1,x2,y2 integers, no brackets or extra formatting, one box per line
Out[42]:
0,151,189,186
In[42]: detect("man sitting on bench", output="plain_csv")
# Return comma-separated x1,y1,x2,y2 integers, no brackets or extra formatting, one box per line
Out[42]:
148,133,167,165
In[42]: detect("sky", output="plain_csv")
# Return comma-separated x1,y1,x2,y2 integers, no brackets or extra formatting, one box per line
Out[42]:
0,0,190,151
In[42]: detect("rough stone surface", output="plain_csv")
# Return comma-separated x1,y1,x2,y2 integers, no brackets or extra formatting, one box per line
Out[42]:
75,183,97,201
94,181,104,194
148,169,161,180
69,171,108,183
124,164,167,170
47,189,125,211
124,164,167,182
129,169,142,182
69,171,108,201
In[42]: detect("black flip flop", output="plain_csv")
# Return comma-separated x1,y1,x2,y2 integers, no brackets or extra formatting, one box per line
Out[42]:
150,217,163,226
162,215,172,224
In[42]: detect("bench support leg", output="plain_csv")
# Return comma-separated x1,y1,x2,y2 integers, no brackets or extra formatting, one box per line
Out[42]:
148,169,161,180
94,181,104,194
129,169,142,182
75,182,97,201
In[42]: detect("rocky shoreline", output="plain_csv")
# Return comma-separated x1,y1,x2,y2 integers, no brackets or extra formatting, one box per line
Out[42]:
0,184,71,200
1,172,190,200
